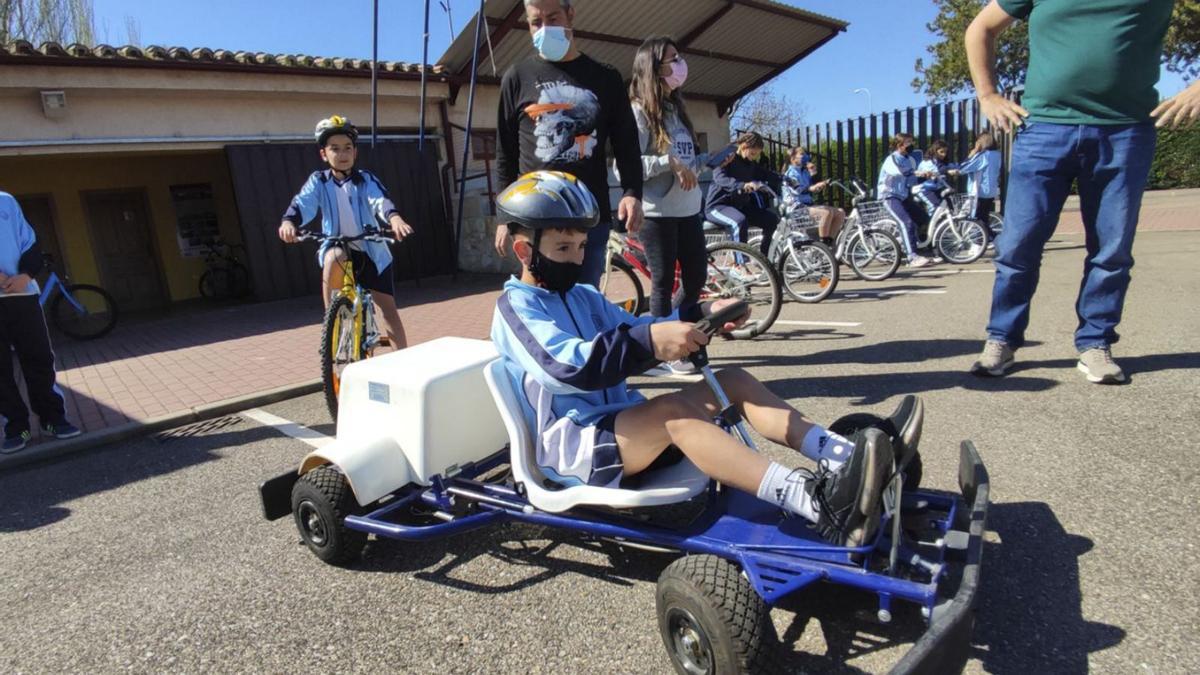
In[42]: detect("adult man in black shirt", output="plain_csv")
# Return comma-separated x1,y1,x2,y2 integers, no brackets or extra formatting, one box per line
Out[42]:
493,0,644,286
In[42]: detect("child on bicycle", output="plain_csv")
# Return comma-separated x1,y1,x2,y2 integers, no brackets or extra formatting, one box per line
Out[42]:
956,132,1001,240
491,171,916,548
783,146,845,247
278,116,414,349
877,133,934,268
914,139,958,218
705,132,781,259
0,190,82,453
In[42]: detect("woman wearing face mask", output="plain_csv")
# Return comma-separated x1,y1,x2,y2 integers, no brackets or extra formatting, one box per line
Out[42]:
877,133,934,268
618,37,707,374
704,132,781,260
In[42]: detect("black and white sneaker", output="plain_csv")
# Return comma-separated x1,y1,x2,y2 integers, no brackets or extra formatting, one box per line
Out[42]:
805,428,893,547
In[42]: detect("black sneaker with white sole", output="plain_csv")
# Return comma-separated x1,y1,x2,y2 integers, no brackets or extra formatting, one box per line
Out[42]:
805,428,893,548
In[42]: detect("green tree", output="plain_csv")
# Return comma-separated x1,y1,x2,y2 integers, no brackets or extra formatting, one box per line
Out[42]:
913,0,1200,98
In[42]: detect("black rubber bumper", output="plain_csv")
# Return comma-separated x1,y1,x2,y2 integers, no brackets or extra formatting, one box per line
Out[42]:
889,440,990,675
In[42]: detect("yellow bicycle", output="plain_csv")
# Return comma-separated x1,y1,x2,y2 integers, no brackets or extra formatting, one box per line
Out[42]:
300,231,393,421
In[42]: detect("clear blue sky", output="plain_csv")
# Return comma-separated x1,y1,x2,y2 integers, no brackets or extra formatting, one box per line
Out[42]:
91,0,1190,125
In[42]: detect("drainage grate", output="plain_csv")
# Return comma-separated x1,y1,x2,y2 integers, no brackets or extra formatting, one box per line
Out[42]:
154,415,244,443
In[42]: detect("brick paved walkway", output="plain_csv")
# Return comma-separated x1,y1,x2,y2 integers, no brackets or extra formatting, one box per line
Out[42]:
13,274,504,444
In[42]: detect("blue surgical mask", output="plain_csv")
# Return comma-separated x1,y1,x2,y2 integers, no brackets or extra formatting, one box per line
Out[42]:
533,26,571,62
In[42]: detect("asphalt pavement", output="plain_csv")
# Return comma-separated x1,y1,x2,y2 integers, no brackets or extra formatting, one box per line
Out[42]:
2,230,1198,674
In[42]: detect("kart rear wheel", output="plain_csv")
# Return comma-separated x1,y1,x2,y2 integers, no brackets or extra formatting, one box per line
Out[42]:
828,413,923,491
656,555,778,675
291,465,367,566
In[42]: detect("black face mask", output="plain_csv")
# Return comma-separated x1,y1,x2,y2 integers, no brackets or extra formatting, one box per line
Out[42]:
902,144,915,155
530,250,583,293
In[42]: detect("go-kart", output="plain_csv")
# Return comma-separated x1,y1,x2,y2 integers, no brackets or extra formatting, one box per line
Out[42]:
258,301,989,674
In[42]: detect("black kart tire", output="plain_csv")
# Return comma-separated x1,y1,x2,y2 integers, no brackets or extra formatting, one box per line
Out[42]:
828,413,923,491
656,555,781,675
291,465,367,566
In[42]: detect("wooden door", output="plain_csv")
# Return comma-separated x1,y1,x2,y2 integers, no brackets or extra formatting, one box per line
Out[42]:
84,190,167,311
14,195,65,270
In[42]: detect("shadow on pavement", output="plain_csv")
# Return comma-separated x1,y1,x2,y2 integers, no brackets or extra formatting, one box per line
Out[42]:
0,418,278,532
1014,351,1200,381
969,501,1124,673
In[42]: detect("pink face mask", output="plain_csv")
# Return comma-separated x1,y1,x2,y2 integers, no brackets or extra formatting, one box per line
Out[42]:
663,58,688,90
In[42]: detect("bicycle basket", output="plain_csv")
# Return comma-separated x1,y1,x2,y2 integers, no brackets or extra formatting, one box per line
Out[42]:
947,194,978,219
856,200,892,226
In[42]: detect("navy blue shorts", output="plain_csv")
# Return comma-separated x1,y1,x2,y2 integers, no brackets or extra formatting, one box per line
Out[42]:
346,249,394,297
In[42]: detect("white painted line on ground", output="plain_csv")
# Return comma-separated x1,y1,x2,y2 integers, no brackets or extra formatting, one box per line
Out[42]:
242,408,333,448
877,289,949,296
774,320,863,327
959,269,995,273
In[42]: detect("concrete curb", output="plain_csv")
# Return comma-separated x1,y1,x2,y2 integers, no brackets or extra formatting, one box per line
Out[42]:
0,379,322,473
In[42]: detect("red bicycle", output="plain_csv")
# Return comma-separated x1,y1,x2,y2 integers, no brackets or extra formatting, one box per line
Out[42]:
599,230,782,339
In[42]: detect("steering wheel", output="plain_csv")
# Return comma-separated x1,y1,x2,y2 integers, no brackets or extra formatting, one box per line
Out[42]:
687,300,751,370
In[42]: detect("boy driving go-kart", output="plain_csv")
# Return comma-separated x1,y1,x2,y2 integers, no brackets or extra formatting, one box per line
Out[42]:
491,170,920,547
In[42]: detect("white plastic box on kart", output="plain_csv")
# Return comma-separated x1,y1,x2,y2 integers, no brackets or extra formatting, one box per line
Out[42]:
299,337,708,512
300,337,508,506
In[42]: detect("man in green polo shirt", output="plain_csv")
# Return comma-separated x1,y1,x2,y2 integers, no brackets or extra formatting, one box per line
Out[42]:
965,0,1200,383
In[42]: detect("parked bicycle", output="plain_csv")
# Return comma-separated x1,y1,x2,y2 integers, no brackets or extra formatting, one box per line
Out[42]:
742,185,839,303
827,179,904,282
918,191,988,264
296,230,394,421
198,239,251,301
37,253,118,340
600,230,782,339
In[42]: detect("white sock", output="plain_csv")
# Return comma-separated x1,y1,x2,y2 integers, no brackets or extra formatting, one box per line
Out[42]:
799,425,854,470
756,461,818,522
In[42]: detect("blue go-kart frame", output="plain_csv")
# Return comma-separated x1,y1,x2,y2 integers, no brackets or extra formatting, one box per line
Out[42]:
259,303,990,674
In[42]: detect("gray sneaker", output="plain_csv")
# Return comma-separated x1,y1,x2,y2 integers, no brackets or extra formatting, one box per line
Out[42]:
1077,346,1126,384
970,340,1015,377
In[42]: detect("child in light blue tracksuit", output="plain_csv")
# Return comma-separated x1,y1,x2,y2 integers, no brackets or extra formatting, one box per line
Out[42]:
915,139,957,218
957,132,1002,240
877,133,934,266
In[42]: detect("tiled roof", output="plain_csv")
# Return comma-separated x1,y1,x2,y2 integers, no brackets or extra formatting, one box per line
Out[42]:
0,40,447,76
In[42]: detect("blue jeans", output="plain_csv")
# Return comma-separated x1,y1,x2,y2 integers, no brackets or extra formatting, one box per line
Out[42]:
988,122,1156,350
579,220,613,288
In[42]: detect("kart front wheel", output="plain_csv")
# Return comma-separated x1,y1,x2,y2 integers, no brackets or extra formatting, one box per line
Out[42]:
291,465,366,566
656,555,778,675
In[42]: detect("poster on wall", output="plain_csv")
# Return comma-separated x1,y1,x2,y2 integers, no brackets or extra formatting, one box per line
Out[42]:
169,183,220,257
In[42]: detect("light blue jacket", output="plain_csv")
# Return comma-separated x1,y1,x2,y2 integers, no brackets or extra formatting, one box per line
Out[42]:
916,158,955,194
491,277,697,430
282,169,399,271
957,150,1002,199
0,191,41,296
877,151,919,200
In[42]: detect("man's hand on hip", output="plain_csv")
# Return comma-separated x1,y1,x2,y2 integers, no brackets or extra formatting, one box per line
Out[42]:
978,92,1029,134
1152,80,1200,129
618,196,644,234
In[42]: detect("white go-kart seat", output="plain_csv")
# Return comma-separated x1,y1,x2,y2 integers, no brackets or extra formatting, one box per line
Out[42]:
483,359,709,513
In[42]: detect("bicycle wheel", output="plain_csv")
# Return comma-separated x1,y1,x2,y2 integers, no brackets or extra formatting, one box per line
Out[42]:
848,230,902,282
51,284,118,340
685,242,781,339
320,295,366,422
935,219,988,264
781,240,838,303
200,263,251,300
599,255,646,315
988,213,1004,239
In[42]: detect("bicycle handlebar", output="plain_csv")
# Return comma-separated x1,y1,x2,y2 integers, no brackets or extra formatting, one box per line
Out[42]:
294,230,395,245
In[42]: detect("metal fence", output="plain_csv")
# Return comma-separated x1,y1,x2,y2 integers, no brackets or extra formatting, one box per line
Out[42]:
738,92,1021,210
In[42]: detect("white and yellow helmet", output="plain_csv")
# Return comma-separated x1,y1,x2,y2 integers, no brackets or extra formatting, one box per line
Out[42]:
314,115,359,146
